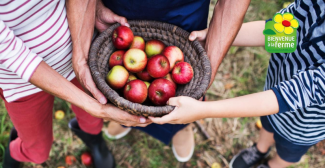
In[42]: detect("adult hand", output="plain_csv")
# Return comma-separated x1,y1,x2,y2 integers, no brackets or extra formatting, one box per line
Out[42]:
149,96,205,124
95,0,129,32
88,103,151,127
188,28,208,47
72,51,107,104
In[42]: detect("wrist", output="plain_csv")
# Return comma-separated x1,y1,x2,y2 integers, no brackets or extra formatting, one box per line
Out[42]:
72,50,88,68
202,101,218,118
84,97,106,117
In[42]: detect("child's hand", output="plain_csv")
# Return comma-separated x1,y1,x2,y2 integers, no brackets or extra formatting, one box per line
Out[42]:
188,28,208,46
149,96,205,124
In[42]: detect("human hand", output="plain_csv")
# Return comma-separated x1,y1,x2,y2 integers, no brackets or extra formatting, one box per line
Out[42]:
188,28,208,46
88,103,151,127
95,0,129,32
149,96,205,124
72,53,107,104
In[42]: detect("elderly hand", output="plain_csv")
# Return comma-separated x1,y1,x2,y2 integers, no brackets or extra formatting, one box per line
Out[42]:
188,28,208,46
86,102,151,127
149,96,206,124
95,0,129,32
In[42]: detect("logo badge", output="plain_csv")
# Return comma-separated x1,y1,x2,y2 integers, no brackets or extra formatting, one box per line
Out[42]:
263,12,299,53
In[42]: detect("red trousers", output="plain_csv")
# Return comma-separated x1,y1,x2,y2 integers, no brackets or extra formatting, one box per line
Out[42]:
0,78,103,164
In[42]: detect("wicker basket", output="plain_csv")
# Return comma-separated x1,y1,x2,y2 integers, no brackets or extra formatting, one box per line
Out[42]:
89,20,211,117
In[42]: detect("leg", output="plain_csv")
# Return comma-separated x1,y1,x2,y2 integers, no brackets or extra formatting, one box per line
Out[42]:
70,78,103,134
265,135,312,168
268,154,294,168
256,128,275,153
2,90,54,164
172,124,195,162
256,116,275,153
229,116,274,168
68,78,115,168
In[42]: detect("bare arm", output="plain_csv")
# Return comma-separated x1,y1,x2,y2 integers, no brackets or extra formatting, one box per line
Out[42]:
31,62,149,126
149,90,278,124
66,0,107,103
65,0,149,126
232,21,265,47
205,0,251,86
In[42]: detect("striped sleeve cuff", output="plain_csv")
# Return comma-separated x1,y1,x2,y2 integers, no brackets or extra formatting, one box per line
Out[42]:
0,20,43,82
271,87,290,113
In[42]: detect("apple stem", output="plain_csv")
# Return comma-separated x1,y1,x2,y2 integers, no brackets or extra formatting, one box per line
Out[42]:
155,91,162,96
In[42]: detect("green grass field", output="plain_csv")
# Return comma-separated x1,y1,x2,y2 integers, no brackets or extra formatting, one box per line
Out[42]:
1,0,325,168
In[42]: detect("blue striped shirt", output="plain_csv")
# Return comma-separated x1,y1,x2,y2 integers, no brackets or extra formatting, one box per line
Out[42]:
265,0,325,145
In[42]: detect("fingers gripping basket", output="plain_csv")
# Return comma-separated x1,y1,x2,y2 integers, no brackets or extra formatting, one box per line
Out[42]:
89,20,211,117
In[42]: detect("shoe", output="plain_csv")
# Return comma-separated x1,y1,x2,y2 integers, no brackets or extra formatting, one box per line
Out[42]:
3,127,22,168
103,121,131,140
256,162,270,168
69,118,115,168
229,144,270,168
171,125,195,162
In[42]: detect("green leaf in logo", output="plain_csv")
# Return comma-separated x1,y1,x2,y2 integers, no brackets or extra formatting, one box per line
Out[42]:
263,29,276,35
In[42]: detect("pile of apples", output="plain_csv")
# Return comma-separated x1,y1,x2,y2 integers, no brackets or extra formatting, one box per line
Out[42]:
106,26,193,106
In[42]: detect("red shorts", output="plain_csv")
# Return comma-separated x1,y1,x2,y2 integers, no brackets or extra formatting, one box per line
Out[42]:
0,78,103,164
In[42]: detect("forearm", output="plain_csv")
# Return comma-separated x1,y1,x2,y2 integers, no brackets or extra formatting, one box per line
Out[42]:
30,62,102,113
206,0,250,83
204,90,278,118
66,0,96,65
232,21,265,47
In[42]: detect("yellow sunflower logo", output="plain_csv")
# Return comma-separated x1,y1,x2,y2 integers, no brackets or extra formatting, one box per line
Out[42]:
273,13,299,35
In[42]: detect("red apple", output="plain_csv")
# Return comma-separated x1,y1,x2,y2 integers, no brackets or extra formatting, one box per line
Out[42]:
172,62,193,84
127,74,137,82
130,36,145,50
148,78,176,106
136,69,153,81
109,50,125,68
106,65,129,89
65,155,76,166
144,81,150,88
162,46,184,71
147,55,170,78
112,26,134,49
123,79,148,103
81,152,92,166
145,40,166,58
163,73,177,89
123,48,147,73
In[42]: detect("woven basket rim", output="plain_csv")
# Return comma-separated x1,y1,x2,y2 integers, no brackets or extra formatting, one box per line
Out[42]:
88,20,211,117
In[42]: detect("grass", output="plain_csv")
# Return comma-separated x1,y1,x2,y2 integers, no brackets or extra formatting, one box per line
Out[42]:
2,0,325,168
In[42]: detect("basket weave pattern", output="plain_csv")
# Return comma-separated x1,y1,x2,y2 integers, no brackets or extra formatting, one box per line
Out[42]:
89,20,211,117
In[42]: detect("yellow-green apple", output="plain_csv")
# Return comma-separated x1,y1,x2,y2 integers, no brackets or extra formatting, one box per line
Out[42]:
162,73,177,89
144,81,150,88
148,78,176,105
145,40,166,58
106,65,129,89
123,48,147,73
109,50,125,69
162,46,184,71
123,79,148,103
130,36,145,50
136,69,153,81
171,62,193,84
54,110,65,120
112,26,134,49
127,73,137,82
147,54,170,78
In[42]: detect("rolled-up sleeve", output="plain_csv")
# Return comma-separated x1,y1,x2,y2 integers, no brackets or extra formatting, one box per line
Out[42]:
0,20,43,81
272,63,325,113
